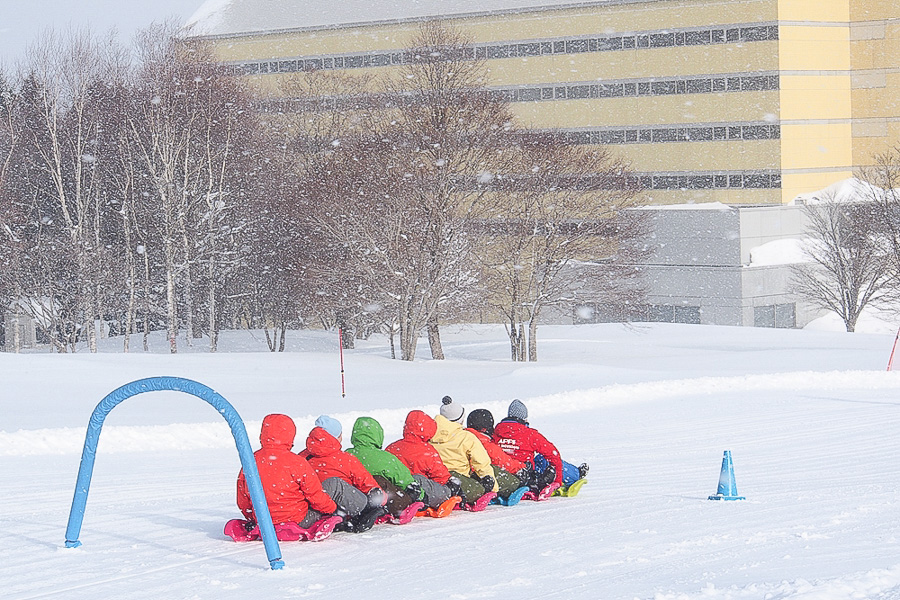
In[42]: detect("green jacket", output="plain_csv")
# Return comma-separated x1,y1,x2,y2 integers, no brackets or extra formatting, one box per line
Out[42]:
346,416,416,490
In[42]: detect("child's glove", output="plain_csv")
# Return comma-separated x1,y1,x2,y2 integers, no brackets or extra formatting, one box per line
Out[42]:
404,481,422,501
516,468,532,487
480,475,495,493
447,476,463,498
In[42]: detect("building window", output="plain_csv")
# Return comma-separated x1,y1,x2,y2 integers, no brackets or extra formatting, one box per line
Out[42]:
674,306,701,324
754,304,796,328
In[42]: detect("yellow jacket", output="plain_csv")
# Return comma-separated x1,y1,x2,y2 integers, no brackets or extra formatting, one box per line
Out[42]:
431,415,498,491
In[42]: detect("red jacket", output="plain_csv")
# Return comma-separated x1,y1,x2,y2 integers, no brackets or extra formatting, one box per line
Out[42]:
385,410,451,484
305,426,379,493
468,428,526,474
237,414,336,525
492,418,563,486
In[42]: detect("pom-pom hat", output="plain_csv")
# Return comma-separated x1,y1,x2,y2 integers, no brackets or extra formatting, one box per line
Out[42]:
439,395,465,423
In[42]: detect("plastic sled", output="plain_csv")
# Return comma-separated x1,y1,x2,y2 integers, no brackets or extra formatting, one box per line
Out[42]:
493,486,529,506
461,491,497,512
537,482,561,500
554,478,588,497
224,519,260,542
308,515,343,541
395,501,425,524
416,495,461,518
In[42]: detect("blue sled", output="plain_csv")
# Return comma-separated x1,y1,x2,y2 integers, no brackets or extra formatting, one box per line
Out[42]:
492,486,530,506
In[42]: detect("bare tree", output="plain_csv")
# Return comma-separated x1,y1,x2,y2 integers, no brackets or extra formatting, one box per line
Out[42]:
792,192,896,332
479,135,643,361
859,149,900,276
306,22,512,361
128,24,256,352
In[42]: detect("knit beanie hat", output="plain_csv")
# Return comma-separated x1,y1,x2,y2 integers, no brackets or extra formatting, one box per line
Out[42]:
466,409,495,436
315,414,342,438
439,395,465,423
508,399,528,421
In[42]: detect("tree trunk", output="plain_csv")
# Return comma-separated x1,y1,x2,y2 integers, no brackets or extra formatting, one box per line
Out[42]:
528,317,539,361
180,228,195,346
164,227,178,353
517,323,526,362
427,314,444,360
398,302,417,361
508,316,519,361
208,254,218,353
389,323,396,359
142,245,151,353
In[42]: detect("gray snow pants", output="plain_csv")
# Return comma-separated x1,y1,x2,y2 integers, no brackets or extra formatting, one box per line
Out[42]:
322,476,368,517
413,473,451,508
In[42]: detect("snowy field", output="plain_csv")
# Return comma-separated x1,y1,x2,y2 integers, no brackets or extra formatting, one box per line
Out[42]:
3,322,900,599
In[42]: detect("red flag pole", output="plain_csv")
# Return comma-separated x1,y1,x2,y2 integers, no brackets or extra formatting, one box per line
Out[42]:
887,326,900,371
338,328,346,397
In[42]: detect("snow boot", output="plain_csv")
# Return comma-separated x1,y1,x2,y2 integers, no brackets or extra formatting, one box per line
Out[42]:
308,515,343,541
351,505,388,533
578,463,590,479
224,519,259,542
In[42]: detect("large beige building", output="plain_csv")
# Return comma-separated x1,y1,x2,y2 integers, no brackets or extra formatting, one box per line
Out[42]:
187,0,900,207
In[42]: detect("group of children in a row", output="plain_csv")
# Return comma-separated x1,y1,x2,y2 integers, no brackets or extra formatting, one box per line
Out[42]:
231,396,589,540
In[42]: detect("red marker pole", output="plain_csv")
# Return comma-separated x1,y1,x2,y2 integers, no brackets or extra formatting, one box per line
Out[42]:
338,328,346,397
888,327,900,371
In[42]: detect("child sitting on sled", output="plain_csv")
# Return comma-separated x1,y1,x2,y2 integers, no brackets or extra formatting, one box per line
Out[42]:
386,410,461,516
429,396,501,510
346,416,425,524
465,408,531,505
231,413,341,541
493,399,589,499
304,415,389,533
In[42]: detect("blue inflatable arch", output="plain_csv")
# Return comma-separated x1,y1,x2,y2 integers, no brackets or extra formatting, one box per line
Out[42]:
64,376,284,570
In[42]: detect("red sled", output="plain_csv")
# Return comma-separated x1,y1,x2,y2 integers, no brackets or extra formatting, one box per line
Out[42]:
224,516,343,543
521,482,561,502
455,491,497,512
385,501,425,524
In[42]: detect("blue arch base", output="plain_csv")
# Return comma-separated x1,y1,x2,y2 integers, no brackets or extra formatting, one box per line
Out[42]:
64,376,284,570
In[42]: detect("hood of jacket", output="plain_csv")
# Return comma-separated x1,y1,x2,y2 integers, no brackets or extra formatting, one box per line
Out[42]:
260,414,296,451
403,410,437,443
350,416,384,449
306,426,342,458
431,414,463,444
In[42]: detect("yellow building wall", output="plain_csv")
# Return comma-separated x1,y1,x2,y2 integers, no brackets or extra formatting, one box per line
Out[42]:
849,1,900,168
202,0,797,206
776,3,853,202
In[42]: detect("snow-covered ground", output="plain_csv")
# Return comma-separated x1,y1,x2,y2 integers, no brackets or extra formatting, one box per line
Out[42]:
3,323,900,599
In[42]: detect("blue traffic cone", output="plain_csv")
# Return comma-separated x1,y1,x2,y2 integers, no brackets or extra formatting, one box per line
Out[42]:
708,450,745,501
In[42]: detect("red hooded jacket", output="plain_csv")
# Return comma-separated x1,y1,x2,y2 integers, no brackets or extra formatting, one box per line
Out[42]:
467,427,527,474
493,418,563,486
237,414,336,525
385,410,451,484
305,426,379,493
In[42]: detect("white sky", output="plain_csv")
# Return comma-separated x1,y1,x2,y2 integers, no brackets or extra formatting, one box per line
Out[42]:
0,0,203,68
